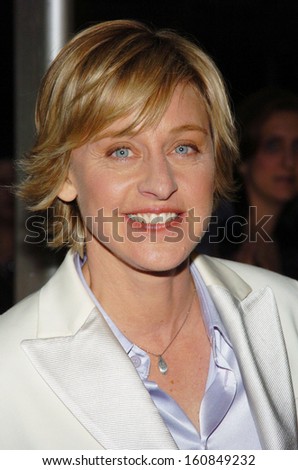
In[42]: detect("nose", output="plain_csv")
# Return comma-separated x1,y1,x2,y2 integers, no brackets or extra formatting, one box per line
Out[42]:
137,155,178,200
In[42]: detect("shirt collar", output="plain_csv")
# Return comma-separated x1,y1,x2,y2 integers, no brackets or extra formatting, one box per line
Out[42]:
74,253,232,356
74,254,133,354
190,260,232,348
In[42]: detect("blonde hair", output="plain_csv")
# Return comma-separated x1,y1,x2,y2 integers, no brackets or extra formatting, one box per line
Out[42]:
18,19,238,253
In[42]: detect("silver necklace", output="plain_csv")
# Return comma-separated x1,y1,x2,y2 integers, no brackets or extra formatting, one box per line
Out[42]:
142,289,196,375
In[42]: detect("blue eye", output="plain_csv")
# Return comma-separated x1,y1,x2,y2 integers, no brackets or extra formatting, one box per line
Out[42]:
175,145,189,155
112,147,131,158
174,144,199,156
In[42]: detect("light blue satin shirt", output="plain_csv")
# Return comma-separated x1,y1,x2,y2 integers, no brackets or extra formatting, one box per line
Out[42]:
75,254,261,449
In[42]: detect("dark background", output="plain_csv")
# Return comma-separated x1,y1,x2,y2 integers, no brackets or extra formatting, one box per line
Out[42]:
1,0,298,161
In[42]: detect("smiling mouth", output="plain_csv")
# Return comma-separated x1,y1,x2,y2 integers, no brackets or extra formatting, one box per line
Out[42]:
127,212,181,225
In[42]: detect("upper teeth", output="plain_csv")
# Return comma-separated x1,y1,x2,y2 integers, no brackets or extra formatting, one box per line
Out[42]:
128,212,179,224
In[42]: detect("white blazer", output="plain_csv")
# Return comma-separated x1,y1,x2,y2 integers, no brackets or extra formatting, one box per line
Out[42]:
0,251,297,449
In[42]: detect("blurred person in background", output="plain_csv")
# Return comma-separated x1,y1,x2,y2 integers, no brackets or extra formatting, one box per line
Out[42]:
222,89,298,275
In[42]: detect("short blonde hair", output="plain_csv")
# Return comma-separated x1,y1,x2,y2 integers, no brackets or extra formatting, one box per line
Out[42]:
18,19,238,253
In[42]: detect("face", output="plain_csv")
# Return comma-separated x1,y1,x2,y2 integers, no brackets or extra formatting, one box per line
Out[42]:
242,111,298,205
59,84,215,273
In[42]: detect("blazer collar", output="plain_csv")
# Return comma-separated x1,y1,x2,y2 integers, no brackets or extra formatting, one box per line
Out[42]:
22,251,176,449
22,251,298,449
192,253,252,301
36,252,252,341
35,251,95,339
193,254,298,449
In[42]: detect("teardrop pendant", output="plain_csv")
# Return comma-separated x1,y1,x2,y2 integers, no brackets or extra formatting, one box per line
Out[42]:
158,355,168,375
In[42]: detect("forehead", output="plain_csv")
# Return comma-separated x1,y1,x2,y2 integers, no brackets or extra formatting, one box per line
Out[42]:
95,83,210,140
261,111,298,137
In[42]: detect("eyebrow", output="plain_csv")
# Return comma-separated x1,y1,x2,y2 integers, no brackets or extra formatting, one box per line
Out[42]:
169,124,209,135
97,123,209,141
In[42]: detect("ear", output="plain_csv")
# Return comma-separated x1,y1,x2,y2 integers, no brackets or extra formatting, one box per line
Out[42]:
58,174,78,202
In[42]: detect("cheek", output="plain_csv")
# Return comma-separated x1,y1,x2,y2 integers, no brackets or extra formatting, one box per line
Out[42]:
251,153,276,176
75,173,125,214
182,167,215,226
191,164,215,199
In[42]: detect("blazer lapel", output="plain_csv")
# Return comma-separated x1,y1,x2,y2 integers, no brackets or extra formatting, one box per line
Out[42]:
195,255,298,450
21,252,176,449
20,251,298,449
22,308,176,449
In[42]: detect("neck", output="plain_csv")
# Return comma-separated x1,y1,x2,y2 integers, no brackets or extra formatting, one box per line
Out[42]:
83,246,195,342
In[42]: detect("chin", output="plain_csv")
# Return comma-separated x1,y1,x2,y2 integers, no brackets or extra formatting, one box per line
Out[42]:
125,242,195,274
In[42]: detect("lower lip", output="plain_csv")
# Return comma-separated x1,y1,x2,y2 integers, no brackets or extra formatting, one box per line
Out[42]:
125,214,184,231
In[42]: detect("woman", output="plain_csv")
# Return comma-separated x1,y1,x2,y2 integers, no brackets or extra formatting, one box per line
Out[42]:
227,89,298,273
0,20,297,450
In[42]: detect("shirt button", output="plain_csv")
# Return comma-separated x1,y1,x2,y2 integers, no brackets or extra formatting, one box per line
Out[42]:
131,355,142,368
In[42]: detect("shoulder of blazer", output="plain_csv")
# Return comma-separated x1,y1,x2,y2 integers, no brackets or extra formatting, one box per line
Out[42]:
210,255,298,337
0,250,95,351
194,254,298,398
217,257,298,317
194,253,298,308
192,253,298,344
0,290,41,401
0,291,40,347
